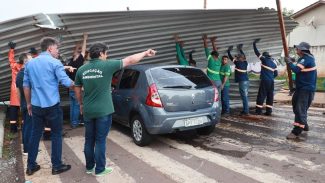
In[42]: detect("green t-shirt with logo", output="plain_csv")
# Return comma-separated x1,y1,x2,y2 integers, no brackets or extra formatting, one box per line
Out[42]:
220,64,231,87
75,59,122,119
204,48,221,81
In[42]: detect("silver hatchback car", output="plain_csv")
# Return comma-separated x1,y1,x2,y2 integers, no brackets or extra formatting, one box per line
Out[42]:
111,65,220,146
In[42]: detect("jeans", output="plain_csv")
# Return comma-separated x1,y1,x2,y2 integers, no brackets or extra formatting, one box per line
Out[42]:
27,103,63,169
239,81,249,114
291,90,314,135
22,107,32,153
69,90,80,127
221,86,230,113
84,114,112,174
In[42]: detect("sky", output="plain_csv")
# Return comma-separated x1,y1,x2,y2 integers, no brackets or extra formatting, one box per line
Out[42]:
0,0,319,23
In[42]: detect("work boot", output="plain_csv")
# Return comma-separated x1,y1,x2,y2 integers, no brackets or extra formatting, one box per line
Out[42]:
52,164,71,175
286,132,298,140
42,131,51,141
10,124,18,133
303,124,309,131
263,112,272,116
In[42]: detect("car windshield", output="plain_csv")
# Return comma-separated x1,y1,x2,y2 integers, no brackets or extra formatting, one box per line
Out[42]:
150,67,212,89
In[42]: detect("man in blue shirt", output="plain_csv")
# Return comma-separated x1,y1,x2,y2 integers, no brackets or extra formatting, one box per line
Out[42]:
228,44,250,115
253,39,278,116
285,42,317,140
23,37,74,175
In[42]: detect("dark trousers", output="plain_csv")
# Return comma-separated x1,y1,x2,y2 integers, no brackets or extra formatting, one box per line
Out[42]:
22,108,32,153
256,80,274,114
291,90,314,135
221,86,230,113
27,103,63,169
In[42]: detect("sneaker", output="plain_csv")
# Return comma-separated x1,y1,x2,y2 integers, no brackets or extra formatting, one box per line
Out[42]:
95,167,113,177
240,111,249,116
86,167,95,174
286,132,298,140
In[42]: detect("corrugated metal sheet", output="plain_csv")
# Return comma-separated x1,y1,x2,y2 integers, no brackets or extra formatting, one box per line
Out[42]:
0,9,297,101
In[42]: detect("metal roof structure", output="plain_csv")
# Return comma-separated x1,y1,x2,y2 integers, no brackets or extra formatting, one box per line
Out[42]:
0,9,297,101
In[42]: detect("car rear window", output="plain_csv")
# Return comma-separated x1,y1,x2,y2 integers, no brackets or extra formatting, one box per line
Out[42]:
150,68,212,89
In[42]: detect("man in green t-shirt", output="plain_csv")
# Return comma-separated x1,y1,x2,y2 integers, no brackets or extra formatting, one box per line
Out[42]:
74,42,156,176
220,55,231,115
202,34,222,93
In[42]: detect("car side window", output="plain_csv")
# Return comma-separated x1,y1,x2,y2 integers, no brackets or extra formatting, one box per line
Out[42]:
119,69,140,89
112,70,122,89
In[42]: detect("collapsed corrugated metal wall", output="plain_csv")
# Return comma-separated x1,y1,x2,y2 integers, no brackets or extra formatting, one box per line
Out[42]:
0,9,297,102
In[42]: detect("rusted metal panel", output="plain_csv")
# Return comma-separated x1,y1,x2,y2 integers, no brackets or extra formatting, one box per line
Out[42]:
0,9,297,101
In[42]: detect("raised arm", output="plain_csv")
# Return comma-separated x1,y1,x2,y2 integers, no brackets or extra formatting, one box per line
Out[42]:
210,36,218,51
122,49,156,67
253,38,261,58
81,33,88,57
237,44,246,58
8,41,17,68
202,34,210,58
227,46,234,62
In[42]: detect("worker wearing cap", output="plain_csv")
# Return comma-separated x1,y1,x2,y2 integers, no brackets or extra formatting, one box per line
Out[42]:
253,39,278,116
228,44,250,115
285,42,317,140
202,35,222,93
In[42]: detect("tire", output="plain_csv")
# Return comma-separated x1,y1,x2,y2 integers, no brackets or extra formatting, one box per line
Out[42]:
196,124,215,135
131,115,152,146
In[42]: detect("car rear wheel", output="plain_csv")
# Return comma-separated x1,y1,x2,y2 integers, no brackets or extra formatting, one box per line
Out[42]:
131,115,152,146
196,124,215,135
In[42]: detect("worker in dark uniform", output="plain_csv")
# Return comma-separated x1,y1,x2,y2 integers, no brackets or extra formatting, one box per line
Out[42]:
253,39,278,116
227,44,250,115
285,42,317,140
174,34,189,66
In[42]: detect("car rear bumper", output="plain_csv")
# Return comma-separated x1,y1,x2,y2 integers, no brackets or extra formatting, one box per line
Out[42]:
143,103,220,134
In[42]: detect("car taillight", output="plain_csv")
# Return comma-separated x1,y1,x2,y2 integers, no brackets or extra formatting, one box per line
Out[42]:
211,82,219,102
145,83,163,107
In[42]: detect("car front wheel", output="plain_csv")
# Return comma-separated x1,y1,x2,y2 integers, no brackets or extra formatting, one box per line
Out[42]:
131,115,152,146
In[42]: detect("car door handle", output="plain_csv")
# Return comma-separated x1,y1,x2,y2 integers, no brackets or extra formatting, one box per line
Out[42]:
125,97,132,101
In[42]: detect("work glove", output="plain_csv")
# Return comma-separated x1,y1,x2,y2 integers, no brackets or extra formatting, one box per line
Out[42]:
284,57,295,64
8,41,16,49
253,38,261,44
227,46,233,51
237,44,243,50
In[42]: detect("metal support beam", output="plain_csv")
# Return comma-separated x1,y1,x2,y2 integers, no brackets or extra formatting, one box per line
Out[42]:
276,0,293,90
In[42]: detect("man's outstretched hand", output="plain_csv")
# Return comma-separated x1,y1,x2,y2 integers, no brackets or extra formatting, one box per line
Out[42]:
145,49,156,57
